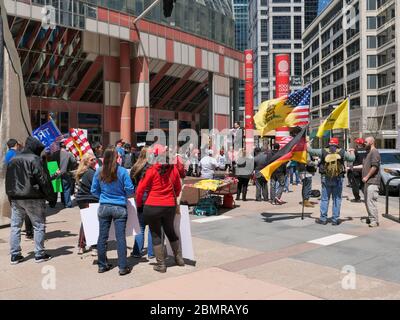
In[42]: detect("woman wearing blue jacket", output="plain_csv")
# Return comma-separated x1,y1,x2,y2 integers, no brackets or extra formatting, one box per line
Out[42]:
91,147,134,276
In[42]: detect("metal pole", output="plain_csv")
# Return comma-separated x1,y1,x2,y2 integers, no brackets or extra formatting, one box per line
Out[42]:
378,86,393,133
301,187,305,220
133,0,161,24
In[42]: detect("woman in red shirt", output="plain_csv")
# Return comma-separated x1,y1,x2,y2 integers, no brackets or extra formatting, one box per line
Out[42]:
135,146,184,273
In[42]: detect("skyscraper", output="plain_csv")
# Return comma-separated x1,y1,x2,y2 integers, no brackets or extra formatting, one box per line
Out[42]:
303,0,400,148
248,0,305,108
233,0,249,122
305,0,319,29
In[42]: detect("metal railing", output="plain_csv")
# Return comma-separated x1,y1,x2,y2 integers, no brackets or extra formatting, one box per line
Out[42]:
384,176,400,222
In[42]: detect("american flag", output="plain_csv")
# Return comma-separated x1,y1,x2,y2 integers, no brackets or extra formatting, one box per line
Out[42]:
69,129,93,156
284,85,311,127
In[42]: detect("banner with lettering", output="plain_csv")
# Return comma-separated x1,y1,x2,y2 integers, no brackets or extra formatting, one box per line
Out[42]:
32,119,62,151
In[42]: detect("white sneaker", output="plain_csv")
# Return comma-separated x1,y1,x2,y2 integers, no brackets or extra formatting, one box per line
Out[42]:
368,221,379,228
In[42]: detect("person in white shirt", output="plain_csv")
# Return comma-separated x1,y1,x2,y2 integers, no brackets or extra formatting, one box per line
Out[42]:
200,149,218,179
216,148,227,170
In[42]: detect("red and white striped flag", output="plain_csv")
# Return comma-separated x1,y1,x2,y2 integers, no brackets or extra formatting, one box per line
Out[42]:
64,137,80,160
69,128,93,156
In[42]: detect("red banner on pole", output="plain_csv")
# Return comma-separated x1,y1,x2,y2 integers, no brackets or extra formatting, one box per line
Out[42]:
275,54,290,143
244,49,254,131
275,54,290,98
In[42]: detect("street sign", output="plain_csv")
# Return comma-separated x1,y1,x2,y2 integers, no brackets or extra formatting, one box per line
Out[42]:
291,76,302,86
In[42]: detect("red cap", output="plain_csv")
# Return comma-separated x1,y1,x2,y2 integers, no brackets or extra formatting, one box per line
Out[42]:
355,138,365,145
329,137,339,146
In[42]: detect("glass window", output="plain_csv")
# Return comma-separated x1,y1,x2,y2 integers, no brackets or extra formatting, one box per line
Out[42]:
367,96,378,107
368,55,377,68
272,7,291,12
78,113,102,144
294,16,302,40
273,16,291,40
261,55,269,78
367,36,377,48
294,53,302,76
367,17,376,29
367,75,377,89
261,19,268,42
367,0,377,10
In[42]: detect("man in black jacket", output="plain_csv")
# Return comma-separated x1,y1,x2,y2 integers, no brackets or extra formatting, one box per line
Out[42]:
254,147,270,201
6,136,53,264
270,143,287,205
348,138,367,202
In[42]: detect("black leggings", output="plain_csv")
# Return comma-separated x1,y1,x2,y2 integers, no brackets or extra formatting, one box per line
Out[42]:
143,205,179,246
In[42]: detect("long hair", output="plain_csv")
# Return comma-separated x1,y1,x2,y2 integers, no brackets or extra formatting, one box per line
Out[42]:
75,153,95,183
100,147,118,183
130,147,148,181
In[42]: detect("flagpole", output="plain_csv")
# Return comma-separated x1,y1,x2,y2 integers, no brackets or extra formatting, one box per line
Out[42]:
345,96,350,150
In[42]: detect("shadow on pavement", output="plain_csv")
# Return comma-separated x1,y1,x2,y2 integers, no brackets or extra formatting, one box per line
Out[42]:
24,245,75,261
45,230,78,240
261,212,313,223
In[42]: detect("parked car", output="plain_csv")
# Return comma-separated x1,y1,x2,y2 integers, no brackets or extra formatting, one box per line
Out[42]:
378,149,400,195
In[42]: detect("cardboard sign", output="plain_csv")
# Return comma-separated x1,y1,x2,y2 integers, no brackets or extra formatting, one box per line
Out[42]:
166,205,195,261
80,199,140,247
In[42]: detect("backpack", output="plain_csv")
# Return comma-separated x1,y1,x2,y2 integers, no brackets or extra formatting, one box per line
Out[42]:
320,148,345,178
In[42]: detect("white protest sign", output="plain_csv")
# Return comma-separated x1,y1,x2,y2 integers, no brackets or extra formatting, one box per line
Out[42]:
80,199,140,247
166,205,195,261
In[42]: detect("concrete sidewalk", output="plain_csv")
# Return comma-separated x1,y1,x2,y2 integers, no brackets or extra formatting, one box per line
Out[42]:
1,182,400,300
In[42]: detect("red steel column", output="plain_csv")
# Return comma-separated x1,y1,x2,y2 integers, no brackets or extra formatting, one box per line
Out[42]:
120,41,131,143
244,49,254,151
275,54,290,144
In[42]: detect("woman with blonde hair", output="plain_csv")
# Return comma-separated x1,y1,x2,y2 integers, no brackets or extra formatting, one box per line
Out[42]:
75,152,99,255
130,147,154,259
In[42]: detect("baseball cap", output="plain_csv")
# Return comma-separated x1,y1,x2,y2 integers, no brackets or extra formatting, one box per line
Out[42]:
354,138,365,145
7,139,18,148
328,137,339,146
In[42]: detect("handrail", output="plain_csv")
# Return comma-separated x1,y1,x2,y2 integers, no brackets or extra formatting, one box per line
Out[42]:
384,176,400,222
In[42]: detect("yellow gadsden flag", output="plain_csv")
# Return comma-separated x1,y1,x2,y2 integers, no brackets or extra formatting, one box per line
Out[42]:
253,98,285,137
254,86,311,137
316,98,349,138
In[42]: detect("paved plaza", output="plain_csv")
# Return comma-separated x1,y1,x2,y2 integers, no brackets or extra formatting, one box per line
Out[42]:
1,182,400,300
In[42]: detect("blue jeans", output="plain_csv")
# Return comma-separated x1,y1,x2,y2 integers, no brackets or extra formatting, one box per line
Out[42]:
284,174,290,192
62,175,72,208
270,174,285,200
289,167,300,184
132,210,154,257
302,176,312,200
97,204,128,271
10,199,46,258
320,176,343,223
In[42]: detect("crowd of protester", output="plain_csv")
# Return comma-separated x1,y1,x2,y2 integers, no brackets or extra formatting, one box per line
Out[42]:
4,122,383,273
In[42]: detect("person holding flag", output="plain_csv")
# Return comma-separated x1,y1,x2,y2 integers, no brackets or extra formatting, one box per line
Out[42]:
316,98,350,138
260,126,309,205
308,138,355,225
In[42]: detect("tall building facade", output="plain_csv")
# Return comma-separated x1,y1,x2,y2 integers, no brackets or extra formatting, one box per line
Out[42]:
303,0,399,148
248,0,305,109
4,0,244,145
317,0,333,14
233,0,249,122
305,0,319,28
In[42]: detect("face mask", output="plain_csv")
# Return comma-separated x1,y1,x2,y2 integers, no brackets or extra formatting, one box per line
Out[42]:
365,144,372,151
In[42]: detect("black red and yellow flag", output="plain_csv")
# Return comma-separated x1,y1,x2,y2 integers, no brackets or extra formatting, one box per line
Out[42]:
261,126,308,181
